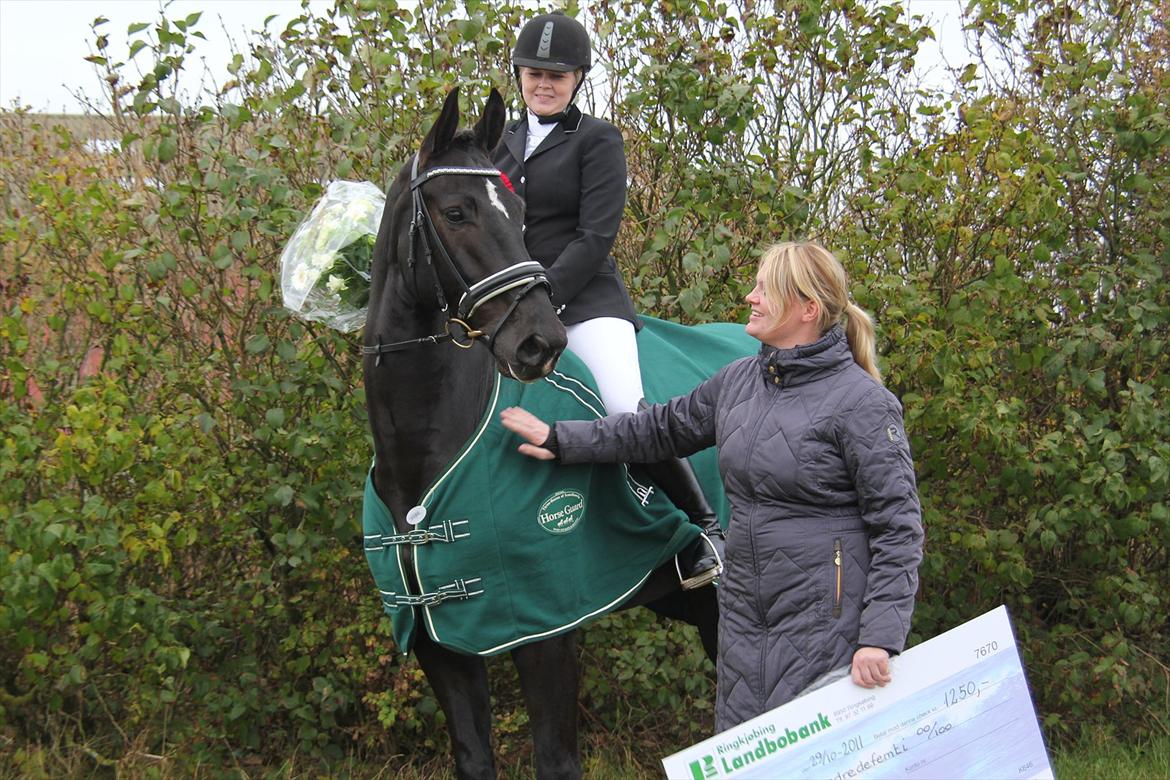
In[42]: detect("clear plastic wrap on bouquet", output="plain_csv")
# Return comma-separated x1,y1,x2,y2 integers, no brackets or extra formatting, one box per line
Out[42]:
280,180,385,333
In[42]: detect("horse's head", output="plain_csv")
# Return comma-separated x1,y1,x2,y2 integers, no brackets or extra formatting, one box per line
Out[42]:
369,88,566,381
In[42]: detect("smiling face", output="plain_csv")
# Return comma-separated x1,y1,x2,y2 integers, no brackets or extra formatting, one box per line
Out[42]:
519,66,579,118
744,268,821,349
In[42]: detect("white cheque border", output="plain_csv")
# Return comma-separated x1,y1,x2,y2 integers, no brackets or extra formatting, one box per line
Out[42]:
662,605,1054,780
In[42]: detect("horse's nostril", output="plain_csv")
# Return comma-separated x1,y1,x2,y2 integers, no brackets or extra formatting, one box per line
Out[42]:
519,334,546,364
517,333,560,368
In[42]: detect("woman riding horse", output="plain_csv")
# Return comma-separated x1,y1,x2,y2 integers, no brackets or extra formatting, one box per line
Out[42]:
361,88,718,779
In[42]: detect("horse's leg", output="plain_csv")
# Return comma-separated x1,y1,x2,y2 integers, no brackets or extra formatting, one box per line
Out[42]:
686,584,719,664
511,631,581,780
414,632,497,780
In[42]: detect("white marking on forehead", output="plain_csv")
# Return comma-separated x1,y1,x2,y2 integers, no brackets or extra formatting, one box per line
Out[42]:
485,178,510,218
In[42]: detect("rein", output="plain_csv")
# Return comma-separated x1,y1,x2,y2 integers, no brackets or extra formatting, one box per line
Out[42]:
363,154,550,365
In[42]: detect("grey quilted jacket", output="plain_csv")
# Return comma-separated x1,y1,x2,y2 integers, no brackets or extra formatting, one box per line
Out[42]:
554,326,924,730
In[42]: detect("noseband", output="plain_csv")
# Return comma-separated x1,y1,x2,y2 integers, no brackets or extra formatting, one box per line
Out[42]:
363,154,550,365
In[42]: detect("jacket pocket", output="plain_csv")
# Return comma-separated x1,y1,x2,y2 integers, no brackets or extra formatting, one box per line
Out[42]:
832,538,843,618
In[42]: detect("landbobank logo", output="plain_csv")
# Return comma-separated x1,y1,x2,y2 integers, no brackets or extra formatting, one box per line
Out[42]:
689,755,718,779
686,712,832,778
537,490,586,534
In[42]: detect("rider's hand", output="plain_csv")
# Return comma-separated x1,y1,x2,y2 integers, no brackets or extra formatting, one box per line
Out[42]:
500,407,556,460
851,647,892,689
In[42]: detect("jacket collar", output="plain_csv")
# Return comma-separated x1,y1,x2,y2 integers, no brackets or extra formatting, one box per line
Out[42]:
502,105,584,164
503,119,527,166
757,326,853,387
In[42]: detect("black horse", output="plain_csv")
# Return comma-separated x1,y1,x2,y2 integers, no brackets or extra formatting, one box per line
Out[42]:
363,88,716,779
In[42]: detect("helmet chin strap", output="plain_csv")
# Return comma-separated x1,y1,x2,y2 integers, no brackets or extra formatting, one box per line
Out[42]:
568,68,586,105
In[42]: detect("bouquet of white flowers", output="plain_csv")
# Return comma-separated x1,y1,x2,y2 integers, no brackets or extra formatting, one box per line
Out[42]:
280,180,385,333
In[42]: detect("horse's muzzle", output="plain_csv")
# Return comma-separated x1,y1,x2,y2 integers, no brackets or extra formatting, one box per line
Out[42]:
504,332,565,382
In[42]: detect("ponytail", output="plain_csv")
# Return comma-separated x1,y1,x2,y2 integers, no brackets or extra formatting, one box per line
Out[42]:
844,301,882,383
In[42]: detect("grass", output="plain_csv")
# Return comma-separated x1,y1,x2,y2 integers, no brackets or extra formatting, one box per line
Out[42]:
1052,730,1170,780
379,730,1170,779
4,730,1169,778
0,733,655,780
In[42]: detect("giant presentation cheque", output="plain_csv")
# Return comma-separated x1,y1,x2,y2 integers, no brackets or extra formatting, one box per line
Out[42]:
662,605,1053,779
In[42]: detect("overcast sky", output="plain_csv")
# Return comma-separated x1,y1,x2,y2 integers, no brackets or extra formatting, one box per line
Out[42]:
0,0,329,112
0,0,971,114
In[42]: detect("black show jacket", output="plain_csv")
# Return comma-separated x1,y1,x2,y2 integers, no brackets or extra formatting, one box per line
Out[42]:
493,105,640,328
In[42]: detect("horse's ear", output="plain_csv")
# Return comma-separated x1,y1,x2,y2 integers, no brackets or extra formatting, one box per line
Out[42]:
419,87,462,166
474,88,506,152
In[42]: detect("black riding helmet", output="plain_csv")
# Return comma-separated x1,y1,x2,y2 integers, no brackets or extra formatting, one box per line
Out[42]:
512,11,591,121
512,11,592,72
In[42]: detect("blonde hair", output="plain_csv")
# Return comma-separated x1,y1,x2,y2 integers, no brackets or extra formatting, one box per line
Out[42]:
757,241,882,382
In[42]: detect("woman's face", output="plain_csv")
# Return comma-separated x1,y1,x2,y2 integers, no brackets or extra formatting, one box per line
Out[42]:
744,270,817,349
519,67,578,118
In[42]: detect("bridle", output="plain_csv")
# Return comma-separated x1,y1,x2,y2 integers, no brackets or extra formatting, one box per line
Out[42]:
363,153,551,365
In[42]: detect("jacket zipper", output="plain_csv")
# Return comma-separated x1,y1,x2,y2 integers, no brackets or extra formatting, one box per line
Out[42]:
833,538,843,617
740,394,770,664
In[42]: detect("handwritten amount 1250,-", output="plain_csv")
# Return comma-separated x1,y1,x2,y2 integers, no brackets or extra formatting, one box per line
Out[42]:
944,680,980,707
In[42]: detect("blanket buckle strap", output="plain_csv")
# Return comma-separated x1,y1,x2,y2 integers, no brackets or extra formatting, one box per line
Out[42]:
363,518,470,549
380,577,484,608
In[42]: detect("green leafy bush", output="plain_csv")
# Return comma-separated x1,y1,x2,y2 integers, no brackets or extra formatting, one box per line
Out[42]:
1,0,1166,771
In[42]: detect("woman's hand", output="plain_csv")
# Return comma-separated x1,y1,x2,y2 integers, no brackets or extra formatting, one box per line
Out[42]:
500,406,556,460
851,647,892,689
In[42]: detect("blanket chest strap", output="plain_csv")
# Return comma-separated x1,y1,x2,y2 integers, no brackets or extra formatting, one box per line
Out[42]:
363,518,470,549
379,577,484,609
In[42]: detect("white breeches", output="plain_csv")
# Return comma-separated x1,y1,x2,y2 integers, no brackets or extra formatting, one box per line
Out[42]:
565,317,644,414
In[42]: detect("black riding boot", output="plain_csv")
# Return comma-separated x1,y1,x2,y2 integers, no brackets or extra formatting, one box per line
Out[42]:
640,455,726,590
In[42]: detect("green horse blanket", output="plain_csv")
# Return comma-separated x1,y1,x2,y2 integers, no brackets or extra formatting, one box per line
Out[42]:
362,316,755,656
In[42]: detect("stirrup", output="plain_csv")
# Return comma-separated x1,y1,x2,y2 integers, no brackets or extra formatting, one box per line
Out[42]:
676,532,723,590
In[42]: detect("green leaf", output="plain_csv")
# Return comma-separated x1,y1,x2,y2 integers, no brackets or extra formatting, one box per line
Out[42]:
197,413,216,433
245,334,270,354
157,136,178,162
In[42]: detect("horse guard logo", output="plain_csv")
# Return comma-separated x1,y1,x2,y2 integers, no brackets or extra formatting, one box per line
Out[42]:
537,490,586,535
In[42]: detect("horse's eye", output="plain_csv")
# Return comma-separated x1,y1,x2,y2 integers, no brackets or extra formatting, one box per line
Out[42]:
443,208,465,224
